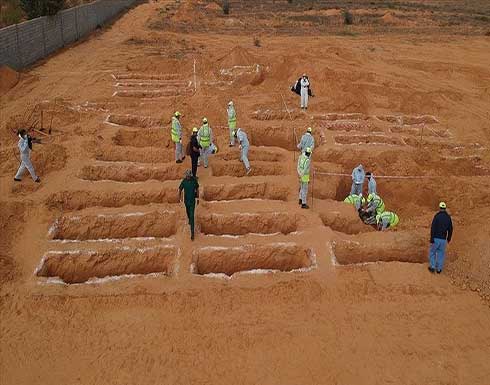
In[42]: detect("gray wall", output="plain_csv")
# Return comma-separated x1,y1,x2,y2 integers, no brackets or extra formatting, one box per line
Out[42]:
0,0,137,70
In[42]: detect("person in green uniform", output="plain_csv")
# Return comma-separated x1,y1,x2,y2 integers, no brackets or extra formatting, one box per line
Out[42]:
178,170,200,240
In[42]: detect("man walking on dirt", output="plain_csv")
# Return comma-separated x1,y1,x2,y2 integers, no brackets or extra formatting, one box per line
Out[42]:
234,128,252,175
188,127,201,177
428,202,453,274
297,127,315,153
227,101,237,147
178,170,199,241
171,111,185,163
198,117,213,168
14,129,40,183
297,147,312,209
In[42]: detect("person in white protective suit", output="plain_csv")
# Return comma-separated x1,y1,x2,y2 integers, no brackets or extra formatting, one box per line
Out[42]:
300,74,310,110
351,164,365,195
234,128,252,175
297,127,315,153
14,129,40,183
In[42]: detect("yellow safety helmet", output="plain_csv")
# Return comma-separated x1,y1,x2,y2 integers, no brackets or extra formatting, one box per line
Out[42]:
306,127,312,133
174,111,181,117
192,127,198,133
202,117,208,124
439,202,447,209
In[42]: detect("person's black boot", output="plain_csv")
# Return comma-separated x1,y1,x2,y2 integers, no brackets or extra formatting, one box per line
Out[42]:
436,270,442,274
301,204,309,209
191,233,194,241
299,199,302,205
428,267,435,273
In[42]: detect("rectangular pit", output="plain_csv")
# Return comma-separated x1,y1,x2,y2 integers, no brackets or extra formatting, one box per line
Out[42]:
46,188,179,211
251,109,302,121
249,126,296,151
390,125,449,138
312,113,366,121
202,182,289,201
106,114,160,128
333,231,427,265
114,89,192,98
320,208,375,235
199,212,299,235
334,134,405,146
192,243,315,277
211,162,286,177
215,148,284,162
49,211,176,240
95,145,174,163
114,73,180,80
113,128,171,148
79,163,183,182
36,246,177,284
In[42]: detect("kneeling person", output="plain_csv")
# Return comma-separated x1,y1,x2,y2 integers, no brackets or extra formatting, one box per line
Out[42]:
376,211,399,231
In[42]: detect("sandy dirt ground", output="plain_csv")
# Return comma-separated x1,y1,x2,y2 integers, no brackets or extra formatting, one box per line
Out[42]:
1,1,490,384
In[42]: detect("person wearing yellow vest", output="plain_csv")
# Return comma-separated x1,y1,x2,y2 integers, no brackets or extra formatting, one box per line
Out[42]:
297,147,312,209
227,101,237,147
376,211,399,231
198,117,213,168
343,194,365,210
171,111,185,163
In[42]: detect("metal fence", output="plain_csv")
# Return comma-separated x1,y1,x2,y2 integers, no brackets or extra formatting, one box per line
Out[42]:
0,0,137,70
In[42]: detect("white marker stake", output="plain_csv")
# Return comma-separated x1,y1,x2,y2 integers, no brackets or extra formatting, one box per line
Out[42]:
193,59,197,93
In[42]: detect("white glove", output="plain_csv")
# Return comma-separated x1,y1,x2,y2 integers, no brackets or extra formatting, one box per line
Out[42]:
239,145,242,150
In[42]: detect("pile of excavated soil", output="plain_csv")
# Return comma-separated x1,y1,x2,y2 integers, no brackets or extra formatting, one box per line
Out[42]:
217,45,259,68
0,65,20,95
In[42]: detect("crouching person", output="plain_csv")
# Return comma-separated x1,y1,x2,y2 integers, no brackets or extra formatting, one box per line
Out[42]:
14,129,40,183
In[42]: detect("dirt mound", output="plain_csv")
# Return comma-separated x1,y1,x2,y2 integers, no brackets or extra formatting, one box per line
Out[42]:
0,65,20,95
205,2,222,11
172,0,204,23
0,202,24,283
218,45,259,68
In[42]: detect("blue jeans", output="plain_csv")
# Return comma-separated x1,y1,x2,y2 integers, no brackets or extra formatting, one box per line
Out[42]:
429,238,447,271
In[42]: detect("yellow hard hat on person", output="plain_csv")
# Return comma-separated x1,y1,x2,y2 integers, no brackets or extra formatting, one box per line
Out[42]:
307,127,312,133
202,117,208,123
174,111,181,117
439,202,447,209
192,127,198,133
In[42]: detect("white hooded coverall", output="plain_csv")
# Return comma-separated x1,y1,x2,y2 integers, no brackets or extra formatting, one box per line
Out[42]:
15,135,38,181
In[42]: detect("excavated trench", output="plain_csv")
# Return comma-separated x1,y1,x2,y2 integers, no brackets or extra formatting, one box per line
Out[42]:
321,121,378,132
377,115,438,125
251,109,302,121
390,125,449,138
211,162,286,177
115,80,188,88
46,188,179,211
320,210,375,235
49,211,176,240
113,129,172,148
106,114,159,128
199,212,299,235
312,113,367,121
36,246,177,284
192,243,314,276
79,163,183,182
202,182,289,201
114,73,179,80
333,231,427,265
95,146,174,163
335,134,405,146
249,126,296,151
215,148,284,162
114,89,192,98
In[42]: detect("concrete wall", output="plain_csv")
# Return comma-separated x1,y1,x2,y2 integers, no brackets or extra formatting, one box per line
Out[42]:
0,0,137,70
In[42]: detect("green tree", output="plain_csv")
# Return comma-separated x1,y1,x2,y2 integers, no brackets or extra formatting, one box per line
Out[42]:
20,0,65,19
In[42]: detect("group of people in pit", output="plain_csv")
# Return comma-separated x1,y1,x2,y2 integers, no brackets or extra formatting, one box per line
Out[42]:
344,164,399,231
